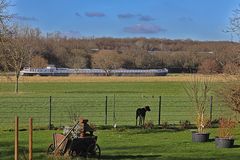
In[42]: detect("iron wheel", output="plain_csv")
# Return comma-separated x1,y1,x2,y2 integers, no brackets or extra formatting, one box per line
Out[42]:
87,143,101,159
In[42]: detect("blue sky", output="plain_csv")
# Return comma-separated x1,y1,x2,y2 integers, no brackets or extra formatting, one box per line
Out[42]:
10,0,240,41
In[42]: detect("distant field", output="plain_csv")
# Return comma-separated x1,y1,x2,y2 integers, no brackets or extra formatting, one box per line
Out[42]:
0,74,230,83
1,74,223,97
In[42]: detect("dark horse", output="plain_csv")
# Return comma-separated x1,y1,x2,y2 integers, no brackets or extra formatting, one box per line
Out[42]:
136,106,151,126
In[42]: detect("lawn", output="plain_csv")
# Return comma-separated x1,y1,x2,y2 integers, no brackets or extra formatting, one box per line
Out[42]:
1,127,240,160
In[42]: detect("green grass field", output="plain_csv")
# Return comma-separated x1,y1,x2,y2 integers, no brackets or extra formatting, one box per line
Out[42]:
1,127,240,160
0,76,229,130
0,75,237,159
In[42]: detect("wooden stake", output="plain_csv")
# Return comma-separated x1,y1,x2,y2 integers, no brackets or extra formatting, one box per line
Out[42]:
29,117,33,160
15,116,19,160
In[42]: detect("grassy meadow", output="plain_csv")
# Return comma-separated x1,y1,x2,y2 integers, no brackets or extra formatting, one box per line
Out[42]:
0,74,237,159
0,74,229,129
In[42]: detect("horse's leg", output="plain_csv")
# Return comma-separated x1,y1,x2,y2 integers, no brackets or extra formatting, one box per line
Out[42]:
143,116,145,125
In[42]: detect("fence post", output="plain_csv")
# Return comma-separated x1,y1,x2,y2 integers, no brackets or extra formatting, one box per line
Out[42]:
105,96,108,125
113,94,116,126
15,116,19,160
210,96,213,122
158,96,162,126
49,96,52,130
29,117,33,160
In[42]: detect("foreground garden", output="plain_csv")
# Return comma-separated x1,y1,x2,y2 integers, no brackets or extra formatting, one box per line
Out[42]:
1,127,240,160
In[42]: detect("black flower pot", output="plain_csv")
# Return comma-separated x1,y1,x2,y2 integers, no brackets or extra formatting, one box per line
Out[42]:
192,132,210,142
215,137,234,148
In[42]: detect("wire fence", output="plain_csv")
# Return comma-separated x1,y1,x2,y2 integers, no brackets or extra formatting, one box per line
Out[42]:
0,95,232,130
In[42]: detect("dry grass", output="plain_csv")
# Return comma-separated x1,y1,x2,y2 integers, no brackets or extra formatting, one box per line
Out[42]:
0,74,232,83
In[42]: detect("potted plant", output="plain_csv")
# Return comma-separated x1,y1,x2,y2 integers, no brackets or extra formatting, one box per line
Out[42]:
215,117,236,148
215,73,239,147
191,115,210,142
185,77,212,142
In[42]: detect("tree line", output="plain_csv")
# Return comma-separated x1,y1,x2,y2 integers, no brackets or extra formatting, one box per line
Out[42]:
2,26,239,74
0,0,239,76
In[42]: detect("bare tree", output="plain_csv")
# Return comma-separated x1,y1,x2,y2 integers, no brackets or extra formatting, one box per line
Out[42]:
2,35,30,93
223,62,240,75
67,49,91,69
214,49,240,72
216,5,240,73
31,55,48,68
0,0,14,86
0,0,12,32
218,74,240,120
198,59,222,74
0,0,12,50
92,50,124,76
1,23,43,93
184,77,212,133
226,5,240,41
216,4,240,121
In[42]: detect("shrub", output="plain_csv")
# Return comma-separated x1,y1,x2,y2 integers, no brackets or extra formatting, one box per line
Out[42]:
218,118,236,138
218,74,240,115
223,62,240,75
162,122,169,129
179,120,191,129
184,76,212,133
144,120,154,129
198,59,222,74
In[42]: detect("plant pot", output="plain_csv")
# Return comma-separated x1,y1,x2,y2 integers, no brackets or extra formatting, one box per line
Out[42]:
215,137,234,148
192,132,210,142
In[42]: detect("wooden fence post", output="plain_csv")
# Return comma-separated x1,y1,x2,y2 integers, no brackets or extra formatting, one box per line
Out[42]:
15,116,19,160
29,117,33,160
